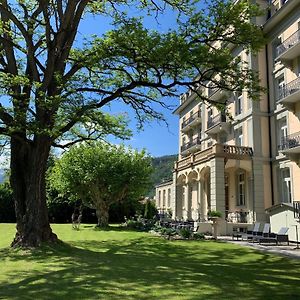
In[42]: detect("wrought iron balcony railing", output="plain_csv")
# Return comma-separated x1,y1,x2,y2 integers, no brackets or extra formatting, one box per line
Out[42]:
277,76,300,102
278,131,300,151
276,28,300,58
181,111,201,129
293,201,300,219
181,136,201,152
207,113,227,130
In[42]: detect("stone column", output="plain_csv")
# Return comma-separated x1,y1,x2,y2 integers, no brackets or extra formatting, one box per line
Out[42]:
183,184,189,220
210,157,225,217
171,171,177,219
252,160,266,222
196,180,202,221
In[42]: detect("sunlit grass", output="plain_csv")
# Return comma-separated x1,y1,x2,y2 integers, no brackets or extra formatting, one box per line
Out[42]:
0,223,300,300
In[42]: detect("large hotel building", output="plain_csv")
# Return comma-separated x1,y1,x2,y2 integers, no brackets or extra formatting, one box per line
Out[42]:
155,0,300,240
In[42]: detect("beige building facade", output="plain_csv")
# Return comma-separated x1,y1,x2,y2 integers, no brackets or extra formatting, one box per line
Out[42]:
156,0,300,238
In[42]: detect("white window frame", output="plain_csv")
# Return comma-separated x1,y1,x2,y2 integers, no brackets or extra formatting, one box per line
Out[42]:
235,94,243,116
281,168,292,203
235,127,243,146
278,117,287,150
237,171,246,206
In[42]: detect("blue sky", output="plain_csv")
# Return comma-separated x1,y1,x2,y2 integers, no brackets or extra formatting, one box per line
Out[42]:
78,7,183,157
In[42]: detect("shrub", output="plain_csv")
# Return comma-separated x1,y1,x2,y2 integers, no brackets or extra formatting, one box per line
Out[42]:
0,182,15,222
124,217,156,231
179,227,192,239
193,232,205,240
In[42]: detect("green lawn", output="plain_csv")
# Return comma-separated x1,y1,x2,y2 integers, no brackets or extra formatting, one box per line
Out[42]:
0,224,300,300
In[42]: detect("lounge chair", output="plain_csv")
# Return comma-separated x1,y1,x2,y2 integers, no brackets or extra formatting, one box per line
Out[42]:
242,223,261,240
258,227,289,245
253,223,270,242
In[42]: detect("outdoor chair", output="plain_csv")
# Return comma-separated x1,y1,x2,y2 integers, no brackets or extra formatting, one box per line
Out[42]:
241,223,261,241
258,227,289,245
253,223,270,243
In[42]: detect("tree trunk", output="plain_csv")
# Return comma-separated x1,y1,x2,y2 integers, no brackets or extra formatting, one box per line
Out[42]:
95,200,109,228
10,135,58,248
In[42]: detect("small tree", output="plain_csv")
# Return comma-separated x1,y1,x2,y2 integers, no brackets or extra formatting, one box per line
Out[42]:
50,142,153,227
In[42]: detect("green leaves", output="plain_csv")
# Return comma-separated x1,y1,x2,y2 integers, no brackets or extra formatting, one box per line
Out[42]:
0,0,266,142
49,141,153,210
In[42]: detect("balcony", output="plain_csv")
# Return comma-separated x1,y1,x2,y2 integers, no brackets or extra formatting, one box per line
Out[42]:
175,144,253,171
206,113,231,136
276,28,300,62
181,111,201,132
278,131,300,164
278,131,300,153
208,87,230,103
180,136,201,156
277,76,300,110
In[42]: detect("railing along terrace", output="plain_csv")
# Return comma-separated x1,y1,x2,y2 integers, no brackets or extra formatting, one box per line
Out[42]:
293,201,300,219
181,111,201,129
222,145,253,156
180,136,201,152
277,76,300,101
226,211,253,223
276,28,300,58
278,131,300,151
207,113,227,129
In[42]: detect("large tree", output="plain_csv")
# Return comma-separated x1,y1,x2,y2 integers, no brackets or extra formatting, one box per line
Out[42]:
49,142,153,227
0,0,265,247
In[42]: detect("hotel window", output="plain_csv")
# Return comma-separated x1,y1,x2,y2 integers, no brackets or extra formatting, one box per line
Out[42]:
278,117,287,150
163,190,166,208
237,172,246,206
158,191,161,207
276,75,285,101
281,168,292,203
207,108,213,124
235,127,243,146
167,188,171,207
272,38,281,61
235,93,243,116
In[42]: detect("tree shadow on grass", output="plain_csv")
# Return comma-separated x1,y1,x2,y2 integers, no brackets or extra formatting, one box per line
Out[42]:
0,235,300,300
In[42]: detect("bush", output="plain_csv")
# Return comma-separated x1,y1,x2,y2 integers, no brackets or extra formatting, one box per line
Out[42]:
143,199,158,220
124,217,156,231
179,227,192,239
193,232,205,240
0,182,15,222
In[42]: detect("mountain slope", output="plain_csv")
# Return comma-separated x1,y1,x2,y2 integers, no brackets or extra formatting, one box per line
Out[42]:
147,154,177,197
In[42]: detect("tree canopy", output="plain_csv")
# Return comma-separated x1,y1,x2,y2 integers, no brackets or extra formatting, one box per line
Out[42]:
49,142,153,227
0,0,266,247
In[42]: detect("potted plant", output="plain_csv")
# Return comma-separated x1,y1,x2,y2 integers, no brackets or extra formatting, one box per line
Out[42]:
208,210,222,239
208,210,222,219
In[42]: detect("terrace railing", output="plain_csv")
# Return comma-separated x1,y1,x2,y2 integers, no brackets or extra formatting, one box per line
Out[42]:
180,136,201,153
207,113,227,130
276,28,300,58
277,76,300,102
181,111,201,129
278,131,300,151
293,201,300,220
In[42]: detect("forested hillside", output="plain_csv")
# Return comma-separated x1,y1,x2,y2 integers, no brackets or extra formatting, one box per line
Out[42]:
147,154,177,197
